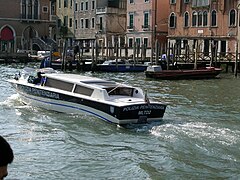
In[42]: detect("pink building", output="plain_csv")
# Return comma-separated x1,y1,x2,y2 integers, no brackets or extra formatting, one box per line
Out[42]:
126,0,169,55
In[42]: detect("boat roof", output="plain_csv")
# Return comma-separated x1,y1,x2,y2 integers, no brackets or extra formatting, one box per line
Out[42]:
43,73,130,89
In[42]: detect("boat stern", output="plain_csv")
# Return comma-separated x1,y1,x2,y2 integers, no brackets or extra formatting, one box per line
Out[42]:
113,103,167,124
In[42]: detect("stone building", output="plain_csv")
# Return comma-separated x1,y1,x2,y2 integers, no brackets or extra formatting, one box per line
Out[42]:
56,0,127,55
0,0,56,53
168,0,239,56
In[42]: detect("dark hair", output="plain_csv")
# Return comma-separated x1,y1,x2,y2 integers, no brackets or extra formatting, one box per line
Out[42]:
0,136,14,167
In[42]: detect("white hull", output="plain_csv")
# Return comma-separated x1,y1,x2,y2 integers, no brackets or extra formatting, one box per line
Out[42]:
17,91,123,124
9,69,166,125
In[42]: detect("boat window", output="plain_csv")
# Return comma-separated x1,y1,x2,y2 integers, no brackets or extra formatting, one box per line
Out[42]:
74,85,94,96
45,78,74,92
107,87,133,96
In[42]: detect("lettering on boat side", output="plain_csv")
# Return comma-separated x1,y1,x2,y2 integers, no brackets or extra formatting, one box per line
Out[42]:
123,104,165,112
18,85,60,99
138,110,151,115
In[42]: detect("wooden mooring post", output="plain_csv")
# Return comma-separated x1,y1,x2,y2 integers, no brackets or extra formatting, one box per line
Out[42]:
234,43,238,77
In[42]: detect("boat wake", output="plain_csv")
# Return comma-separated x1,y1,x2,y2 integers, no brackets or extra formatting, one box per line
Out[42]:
0,94,33,115
149,120,240,146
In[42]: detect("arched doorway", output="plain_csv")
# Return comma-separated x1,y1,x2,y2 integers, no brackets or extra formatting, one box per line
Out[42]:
22,26,37,50
0,26,15,52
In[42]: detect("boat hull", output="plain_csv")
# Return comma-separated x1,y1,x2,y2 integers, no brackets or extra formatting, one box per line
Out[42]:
10,82,166,125
145,68,222,80
97,64,148,72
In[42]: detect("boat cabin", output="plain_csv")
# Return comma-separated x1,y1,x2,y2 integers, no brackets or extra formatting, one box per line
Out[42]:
39,74,144,101
146,65,162,72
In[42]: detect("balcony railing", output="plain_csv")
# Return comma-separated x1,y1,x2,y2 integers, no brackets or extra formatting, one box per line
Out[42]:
142,25,150,31
50,15,57,21
127,25,135,31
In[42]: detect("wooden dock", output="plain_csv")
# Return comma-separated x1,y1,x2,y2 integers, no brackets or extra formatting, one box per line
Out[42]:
0,52,31,63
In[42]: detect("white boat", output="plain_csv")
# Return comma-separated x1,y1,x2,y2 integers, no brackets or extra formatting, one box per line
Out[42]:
96,59,148,72
8,68,167,125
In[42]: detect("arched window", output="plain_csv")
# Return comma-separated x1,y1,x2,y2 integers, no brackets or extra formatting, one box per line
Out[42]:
198,11,203,26
229,9,236,26
203,11,208,26
22,0,27,19
192,11,197,27
211,10,217,27
0,26,14,41
34,0,39,19
28,0,33,19
184,12,189,27
169,13,176,28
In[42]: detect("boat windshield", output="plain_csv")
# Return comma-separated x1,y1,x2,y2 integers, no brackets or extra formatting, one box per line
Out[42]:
107,87,133,96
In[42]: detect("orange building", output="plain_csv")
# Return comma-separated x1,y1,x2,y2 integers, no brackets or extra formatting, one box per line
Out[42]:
0,0,56,53
168,0,239,56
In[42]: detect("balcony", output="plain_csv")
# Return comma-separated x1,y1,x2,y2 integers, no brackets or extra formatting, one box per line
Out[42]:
50,15,57,22
142,25,150,31
127,25,135,31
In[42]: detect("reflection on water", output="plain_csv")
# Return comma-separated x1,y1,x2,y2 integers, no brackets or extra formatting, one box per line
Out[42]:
0,64,240,179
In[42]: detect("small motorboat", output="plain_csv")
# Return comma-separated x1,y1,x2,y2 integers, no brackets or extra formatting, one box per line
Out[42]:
40,57,92,71
96,59,148,72
8,68,167,125
145,65,222,80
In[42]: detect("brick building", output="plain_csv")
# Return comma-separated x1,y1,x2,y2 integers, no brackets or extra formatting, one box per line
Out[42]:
168,0,239,56
0,0,56,53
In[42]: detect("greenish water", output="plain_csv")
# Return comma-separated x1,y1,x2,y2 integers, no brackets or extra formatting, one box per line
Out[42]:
0,64,240,179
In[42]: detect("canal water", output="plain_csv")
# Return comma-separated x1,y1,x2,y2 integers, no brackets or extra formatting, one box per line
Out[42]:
0,63,240,179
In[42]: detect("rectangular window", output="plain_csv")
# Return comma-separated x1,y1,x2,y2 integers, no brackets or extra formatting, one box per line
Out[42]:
85,2,88,10
192,0,210,7
75,20,78,29
75,3,78,11
42,6,48,13
129,0,134,4
81,2,84,10
64,16,68,26
74,85,94,96
184,0,189,3
99,17,103,30
144,0,149,2
129,13,134,28
64,0,68,8
57,19,61,27
143,38,148,47
69,18,72,27
59,0,61,8
136,38,141,46
85,19,89,28
129,38,133,47
80,18,84,28
143,12,149,27
91,18,95,28
170,0,176,4
92,1,95,10
45,78,74,92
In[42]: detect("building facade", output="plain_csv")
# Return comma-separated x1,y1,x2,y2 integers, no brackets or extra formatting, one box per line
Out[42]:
0,0,56,53
56,0,127,54
168,0,239,56
126,0,169,56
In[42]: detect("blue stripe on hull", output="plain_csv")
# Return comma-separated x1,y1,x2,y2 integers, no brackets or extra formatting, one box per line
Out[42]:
19,92,115,124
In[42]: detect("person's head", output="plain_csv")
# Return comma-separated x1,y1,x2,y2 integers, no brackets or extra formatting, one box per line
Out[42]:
0,136,14,180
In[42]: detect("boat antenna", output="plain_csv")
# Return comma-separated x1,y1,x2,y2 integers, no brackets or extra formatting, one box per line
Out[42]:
144,90,150,104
